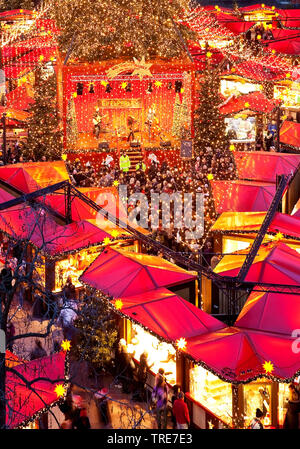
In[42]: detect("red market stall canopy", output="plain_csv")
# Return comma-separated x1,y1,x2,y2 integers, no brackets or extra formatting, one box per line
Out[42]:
235,288,300,335
214,242,300,286
233,151,300,183
184,324,299,383
80,246,197,298
280,120,300,150
279,9,300,29
219,92,280,115
210,180,275,213
227,58,291,83
2,36,56,60
0,161,70,193
264,29,300,54
6,83,35,111
0,201,109,256
6,351,66,428
111,288,225,342
210,211,300,240
0,106,30,122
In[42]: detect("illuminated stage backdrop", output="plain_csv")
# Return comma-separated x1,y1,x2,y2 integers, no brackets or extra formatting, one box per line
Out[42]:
62,59,195,151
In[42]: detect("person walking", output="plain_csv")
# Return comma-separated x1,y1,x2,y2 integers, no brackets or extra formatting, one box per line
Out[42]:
151,375,168,429
171,385,181,429
283,384,300,429
172,392,190,430
134,350,153,402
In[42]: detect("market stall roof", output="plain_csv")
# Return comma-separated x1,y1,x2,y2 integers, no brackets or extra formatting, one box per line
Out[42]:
279,9,300,28
210,180,276,214
0,203,110,256
6,83,35,111
44,186,145,236
184,325,299,383
6,351,66,428
264,29,300,54
280,120,300,150
0,9,33,20
0,161,70,193
233,151,300,183
0,106,30,122
111,288,225,342
80,246,197,298
235,288,300,335
226,58,291,83
210,211,300,240
214,242,300,286
2,36,56,60
219,91,280,115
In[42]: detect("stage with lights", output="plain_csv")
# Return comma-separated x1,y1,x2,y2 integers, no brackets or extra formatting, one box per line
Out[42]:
62,59,195,161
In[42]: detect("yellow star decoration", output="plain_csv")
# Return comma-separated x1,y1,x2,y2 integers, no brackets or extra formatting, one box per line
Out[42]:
154,80,162,88
257,35,261,40
121,82,128,89
132,56,153,80
111,229,119,238
72,92,77,98
206,52,212,58
180,88,184,94
54,384,66,398
272,49,276,54
176,337,187,351
207,174,214,180
61,154,67,161
115,299,123,310
286,73,291,79
103,237,111,245
113,180,119,186
229,144,235,152
274,232,283,241
39,55,44,62
101,80,108,87
61,340,71,351
263,361,274,375
282,115,287,120
244,102,250,108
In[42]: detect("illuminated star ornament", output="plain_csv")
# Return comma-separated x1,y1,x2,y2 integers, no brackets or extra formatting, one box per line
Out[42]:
113,180,119,186
61,340,71,351
207,174,214,180
101,80,109,87
229,144,235,152
274,232,283,241
263,361,274,375
154,80,162,88
132,57,153,80
103,237,111,245
115,299,123,310
176,337,187,351
244,102,250,108
54,384,66,398
110,229,119,238
121,82,128,89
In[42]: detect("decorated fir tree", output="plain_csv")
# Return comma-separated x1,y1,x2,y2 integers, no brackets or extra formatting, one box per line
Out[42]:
73,292,118,368
49,0,195,62
26,70,63,161
194,70,236,246
66,97,78,147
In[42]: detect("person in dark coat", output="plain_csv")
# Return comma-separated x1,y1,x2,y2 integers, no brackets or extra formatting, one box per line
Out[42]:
30,339,47,360
283,384,300,429
134,350,153,402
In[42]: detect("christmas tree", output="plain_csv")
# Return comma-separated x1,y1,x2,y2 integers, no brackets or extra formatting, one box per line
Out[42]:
172,93,182,137
26,69,63,161
66,97,78,147
49,0,195,62
73,292,118,368
194,69,236,247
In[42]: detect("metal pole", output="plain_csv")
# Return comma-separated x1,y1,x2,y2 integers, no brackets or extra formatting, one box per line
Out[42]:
276,106,280,152
2,113,6,165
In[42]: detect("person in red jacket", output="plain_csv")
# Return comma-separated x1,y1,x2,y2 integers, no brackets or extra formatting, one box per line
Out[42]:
172,392,190,429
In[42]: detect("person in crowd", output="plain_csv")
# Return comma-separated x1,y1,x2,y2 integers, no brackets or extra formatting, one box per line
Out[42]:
172,391,190,429
283,384,300,429
62,276,75,303
73,407,91,429
117,340,136,394
6,321,15,352
249,408,264,429
265,129,274,151
95,387,110,427
171,384,181,429
134,350,153,402
1,260,13,291
152,374,169,429
30,339,47,360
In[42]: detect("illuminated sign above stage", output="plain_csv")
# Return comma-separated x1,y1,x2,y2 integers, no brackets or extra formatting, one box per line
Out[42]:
106,57,153,81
